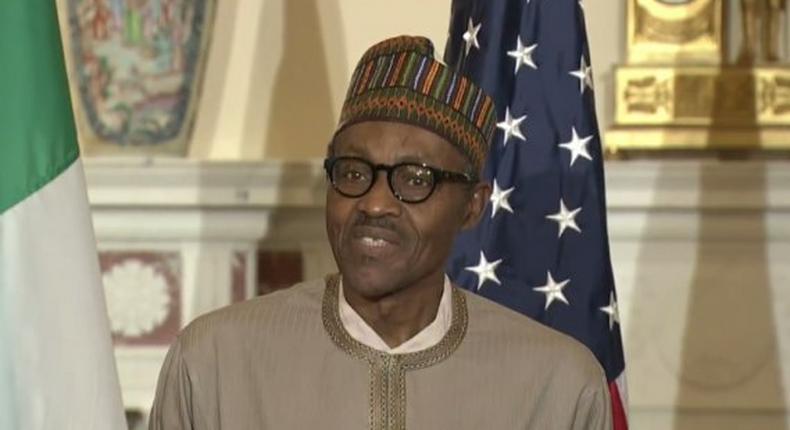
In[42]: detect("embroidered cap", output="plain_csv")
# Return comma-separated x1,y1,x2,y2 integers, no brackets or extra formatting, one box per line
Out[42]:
336,36,497,174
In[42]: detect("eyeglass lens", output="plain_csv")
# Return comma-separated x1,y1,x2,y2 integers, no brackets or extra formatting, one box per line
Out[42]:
330,158,436,202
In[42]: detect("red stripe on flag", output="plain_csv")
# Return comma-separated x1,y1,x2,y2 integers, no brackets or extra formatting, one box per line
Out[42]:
609,381,628,430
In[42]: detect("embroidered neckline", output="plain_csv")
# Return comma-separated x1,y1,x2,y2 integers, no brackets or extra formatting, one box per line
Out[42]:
321,273,468,429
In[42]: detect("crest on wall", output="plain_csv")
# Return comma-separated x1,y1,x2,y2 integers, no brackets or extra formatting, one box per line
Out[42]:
67,0,215,155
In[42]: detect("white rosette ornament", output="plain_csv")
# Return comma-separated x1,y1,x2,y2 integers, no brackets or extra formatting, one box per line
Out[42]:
103,259,171,338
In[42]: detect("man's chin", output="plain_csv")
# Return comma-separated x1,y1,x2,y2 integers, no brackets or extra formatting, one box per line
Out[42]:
340,268,403,300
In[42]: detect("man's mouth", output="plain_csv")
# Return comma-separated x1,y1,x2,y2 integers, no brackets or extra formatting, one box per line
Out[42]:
349,226,402,258
351,225,400,244
360,236,390,248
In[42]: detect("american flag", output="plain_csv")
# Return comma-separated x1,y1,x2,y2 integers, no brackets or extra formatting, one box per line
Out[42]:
444,1,628,428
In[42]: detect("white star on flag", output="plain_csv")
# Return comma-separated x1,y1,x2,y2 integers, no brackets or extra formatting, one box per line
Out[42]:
496,107,527,147
569,55,594,94
559,126,593,167
490,180,515,218
533,271,571,310
445,2,630,426
507,37,538,73
462,18,482,56
465,251,502,291
600,292,620,330
546,198,582,237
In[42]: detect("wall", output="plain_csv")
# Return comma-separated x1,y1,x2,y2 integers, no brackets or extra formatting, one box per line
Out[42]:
84,158,790,429
190,0,455,160
63,2,790,428
187,0,626,160
586,1,626,135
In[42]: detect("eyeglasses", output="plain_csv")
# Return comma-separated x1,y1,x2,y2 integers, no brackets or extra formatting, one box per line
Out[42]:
324,156,476,204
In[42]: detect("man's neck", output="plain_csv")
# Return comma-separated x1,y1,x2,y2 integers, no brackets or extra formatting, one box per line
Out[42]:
342,275,445,349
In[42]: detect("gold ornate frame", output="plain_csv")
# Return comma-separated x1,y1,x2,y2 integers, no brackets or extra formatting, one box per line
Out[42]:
628,0,724,64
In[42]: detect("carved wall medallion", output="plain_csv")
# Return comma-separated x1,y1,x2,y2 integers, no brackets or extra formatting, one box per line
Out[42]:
100,251,181,345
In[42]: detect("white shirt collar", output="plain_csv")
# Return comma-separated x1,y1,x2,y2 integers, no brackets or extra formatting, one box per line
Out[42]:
338,276,453,354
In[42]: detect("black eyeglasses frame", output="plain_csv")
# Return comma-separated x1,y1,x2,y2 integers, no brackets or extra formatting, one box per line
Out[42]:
323,156,477,204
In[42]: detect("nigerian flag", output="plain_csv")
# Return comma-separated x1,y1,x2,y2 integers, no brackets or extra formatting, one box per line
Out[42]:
0,1,126,429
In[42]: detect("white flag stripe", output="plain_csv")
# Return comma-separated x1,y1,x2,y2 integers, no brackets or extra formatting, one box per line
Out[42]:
615,371,629,418
0,160,126,429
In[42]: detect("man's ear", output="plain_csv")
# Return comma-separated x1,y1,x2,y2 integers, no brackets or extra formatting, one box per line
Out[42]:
461,181,492,230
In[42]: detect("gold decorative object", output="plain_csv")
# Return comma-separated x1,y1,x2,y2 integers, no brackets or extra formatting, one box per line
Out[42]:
628,0,724,64
607,0,790,152
738,0,787,64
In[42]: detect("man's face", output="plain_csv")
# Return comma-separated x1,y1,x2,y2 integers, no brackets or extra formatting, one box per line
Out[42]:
326,121,490,299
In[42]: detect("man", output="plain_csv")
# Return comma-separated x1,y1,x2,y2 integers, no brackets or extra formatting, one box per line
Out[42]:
149,36,611,429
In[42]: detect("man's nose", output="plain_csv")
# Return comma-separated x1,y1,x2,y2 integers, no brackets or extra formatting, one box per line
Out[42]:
356,171,401,217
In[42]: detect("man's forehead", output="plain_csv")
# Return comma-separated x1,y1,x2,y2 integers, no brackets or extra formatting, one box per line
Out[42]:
336,121,450,145
333,121,454,158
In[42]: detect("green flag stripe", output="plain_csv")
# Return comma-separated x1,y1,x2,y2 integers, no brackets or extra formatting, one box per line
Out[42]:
0,0,80,214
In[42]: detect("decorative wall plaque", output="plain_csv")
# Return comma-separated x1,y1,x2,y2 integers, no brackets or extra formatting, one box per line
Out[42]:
66,0,215,156
608,0,790,152
628,0,724,64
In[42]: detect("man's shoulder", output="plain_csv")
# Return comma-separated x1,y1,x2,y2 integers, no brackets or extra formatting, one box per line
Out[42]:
460,288,604,381
176,277,327,352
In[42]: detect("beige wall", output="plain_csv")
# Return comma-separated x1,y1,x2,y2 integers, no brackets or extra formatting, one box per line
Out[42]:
188,0,626,161
586,2,626,136
190,0,454,160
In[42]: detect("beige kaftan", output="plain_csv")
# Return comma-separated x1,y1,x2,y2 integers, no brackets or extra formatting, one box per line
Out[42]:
149,275,612,429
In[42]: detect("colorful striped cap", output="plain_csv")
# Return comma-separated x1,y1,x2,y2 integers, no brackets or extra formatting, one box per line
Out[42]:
336,36,497,173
